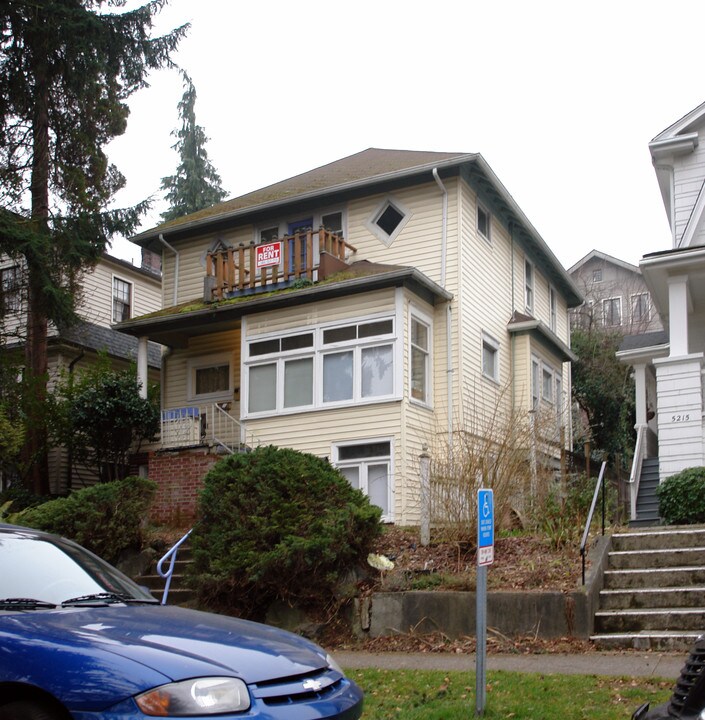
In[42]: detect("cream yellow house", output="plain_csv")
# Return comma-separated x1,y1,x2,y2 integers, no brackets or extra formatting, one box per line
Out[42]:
120,149,582,526
1,252,162,492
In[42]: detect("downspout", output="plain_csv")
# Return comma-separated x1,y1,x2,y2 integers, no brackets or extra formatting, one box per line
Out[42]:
433,168,453,449
158,233,179,307
510,224,516,409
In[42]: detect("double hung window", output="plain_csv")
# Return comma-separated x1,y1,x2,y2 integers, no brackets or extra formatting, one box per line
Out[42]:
410,316,430,403
334,440,392,520
525,260,534,312
0,266,20,312
602,297,622,326
112,277,132,322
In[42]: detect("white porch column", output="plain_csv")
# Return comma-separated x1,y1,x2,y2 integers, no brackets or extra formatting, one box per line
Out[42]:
137,336,149,399
633,363,648,426
668,275,690,357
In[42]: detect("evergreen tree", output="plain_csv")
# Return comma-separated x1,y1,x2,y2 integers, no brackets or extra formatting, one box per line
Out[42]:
160,73,227,222
0,0,187,493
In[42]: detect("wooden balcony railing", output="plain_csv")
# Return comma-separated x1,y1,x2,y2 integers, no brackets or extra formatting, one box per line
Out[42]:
205,228,357,301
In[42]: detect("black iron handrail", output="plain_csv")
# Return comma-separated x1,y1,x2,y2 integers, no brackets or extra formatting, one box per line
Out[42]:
580,460,607,585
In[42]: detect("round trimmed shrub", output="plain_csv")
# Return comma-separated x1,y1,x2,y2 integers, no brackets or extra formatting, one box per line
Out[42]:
656,467,705,525
16,476,156,563
189,445,382,619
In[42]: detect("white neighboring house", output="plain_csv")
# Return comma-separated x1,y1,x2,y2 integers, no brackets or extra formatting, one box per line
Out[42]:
618,101,705,521
0,252,162,492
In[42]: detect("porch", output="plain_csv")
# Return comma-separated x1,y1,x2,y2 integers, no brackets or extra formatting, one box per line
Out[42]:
159,403,255,455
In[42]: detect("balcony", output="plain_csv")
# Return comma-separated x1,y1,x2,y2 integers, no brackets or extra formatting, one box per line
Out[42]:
205,228,357,301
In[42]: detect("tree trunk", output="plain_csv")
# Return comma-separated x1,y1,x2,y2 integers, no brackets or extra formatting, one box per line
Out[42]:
23,46,51,495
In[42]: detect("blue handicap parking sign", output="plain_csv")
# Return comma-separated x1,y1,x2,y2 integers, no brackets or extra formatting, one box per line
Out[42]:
477,488,494,566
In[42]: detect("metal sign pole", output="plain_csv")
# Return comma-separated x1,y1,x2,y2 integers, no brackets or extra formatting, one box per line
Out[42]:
476,564,487,716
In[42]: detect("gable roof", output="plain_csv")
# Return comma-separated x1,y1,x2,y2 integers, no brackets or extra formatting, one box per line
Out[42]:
649,101,705,248
131,147,581,307
567,249,640,276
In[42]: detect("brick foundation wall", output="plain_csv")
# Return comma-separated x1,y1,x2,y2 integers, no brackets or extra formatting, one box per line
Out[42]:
148,449,219,527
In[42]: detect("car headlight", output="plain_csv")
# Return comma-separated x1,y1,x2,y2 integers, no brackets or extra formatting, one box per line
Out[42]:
135,677,250,716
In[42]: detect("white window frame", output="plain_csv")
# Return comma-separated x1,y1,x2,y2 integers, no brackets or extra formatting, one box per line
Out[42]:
243,313,399,418
602,296,622,326
592,269,603,283
525,259,534,312
631,292,651,324
409,309,432,406
541,365,554,403
481,332,500,383
187,353,234,402
549,285,557,333
477,203,491,243
112,275,133,323
332,437,394,522
365,196,411,247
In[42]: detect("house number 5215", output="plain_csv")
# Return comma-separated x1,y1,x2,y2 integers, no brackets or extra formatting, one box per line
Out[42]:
671,414,691,423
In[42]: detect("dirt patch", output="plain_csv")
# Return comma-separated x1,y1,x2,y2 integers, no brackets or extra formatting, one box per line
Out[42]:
321,527,594,654
368,526,584,593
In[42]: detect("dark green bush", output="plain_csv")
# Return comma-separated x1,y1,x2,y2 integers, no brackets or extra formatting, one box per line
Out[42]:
190,445,382,619
656,467,705,525
16,476,156,563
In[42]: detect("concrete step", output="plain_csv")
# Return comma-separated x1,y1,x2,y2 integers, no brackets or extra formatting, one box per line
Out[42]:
608,547,705,570
612,528,705,551
599,586,705,610
595,607,705,633
591,630,702,652
603,566,705,589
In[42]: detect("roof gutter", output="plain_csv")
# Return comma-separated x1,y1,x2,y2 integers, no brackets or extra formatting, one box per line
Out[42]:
158,233,179,307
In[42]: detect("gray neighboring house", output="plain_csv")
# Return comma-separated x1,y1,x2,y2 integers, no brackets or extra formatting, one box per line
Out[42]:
568,250,663,334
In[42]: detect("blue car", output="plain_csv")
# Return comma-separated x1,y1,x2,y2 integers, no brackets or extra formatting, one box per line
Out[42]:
0,524,363,720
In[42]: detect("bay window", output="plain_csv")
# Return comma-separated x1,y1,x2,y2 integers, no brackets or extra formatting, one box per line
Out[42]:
245,316,397,416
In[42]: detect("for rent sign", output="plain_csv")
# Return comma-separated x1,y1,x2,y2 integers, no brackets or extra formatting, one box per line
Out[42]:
256,241,282,268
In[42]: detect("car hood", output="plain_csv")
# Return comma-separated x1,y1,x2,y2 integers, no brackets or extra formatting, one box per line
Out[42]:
3,604,329,685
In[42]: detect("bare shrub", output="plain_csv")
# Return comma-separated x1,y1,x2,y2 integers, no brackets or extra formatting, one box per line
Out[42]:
424,383,561,545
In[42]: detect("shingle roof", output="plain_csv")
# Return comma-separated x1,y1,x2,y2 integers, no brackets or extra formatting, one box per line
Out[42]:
58,321,162,367
133,148,473,242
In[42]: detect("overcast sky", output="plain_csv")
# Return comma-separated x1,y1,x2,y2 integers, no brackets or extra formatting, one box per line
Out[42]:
108,0,705,271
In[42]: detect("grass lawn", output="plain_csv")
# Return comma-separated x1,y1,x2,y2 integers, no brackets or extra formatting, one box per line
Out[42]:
349,668,673,719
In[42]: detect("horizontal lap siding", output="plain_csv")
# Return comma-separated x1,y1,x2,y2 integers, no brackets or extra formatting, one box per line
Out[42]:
79,258,161,326
164,330,240,409
245,289,396,337
346,180,457,288
673,132,705,245
247,403,409,519
166,227,252,306
458,181,514,433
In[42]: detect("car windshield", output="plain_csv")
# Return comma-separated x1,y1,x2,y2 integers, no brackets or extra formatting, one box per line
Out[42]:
0,530,155,606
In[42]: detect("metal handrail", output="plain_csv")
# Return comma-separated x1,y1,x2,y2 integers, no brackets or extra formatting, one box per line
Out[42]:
156,528,193,605
580,461,607,585
627,423,647,521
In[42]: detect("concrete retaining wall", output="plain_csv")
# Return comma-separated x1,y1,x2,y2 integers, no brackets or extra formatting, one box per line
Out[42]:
353,535,612,640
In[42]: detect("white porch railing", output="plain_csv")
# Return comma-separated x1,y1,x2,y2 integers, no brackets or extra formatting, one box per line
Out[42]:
628,423,648,521
160,404,251,454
